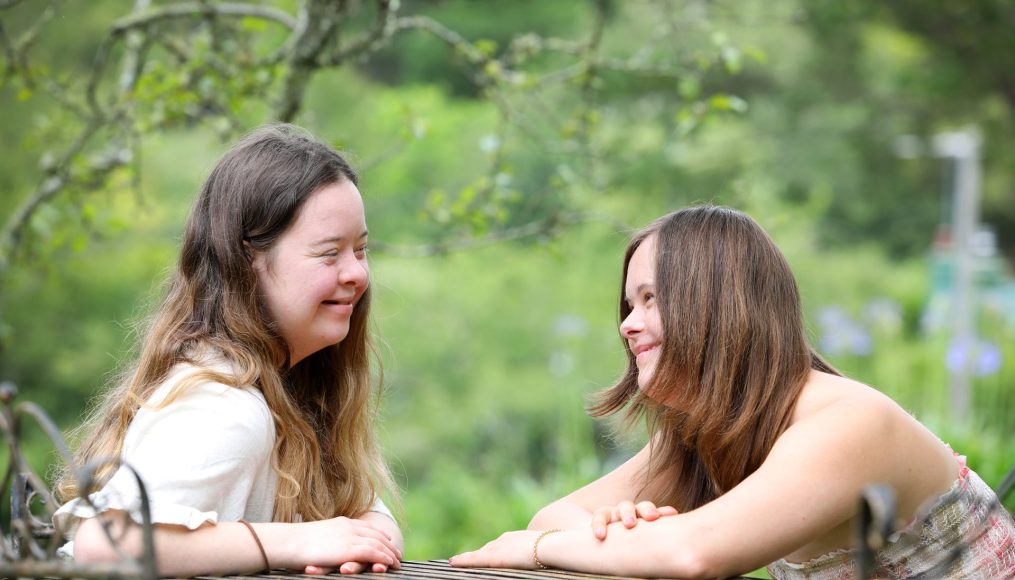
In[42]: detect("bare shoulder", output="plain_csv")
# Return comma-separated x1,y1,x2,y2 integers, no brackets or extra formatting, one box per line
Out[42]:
782,371,957,510
791,371,935,442
792,371,895,420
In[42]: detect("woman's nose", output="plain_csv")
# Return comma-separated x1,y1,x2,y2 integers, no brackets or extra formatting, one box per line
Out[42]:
339,254,369,287
620,310,643,338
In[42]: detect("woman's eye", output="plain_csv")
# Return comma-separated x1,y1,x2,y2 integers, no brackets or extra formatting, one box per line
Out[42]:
354,246,369,258
645,293,655,303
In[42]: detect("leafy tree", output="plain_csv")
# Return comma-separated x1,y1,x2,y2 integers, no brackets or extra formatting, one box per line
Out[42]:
0,0,744,352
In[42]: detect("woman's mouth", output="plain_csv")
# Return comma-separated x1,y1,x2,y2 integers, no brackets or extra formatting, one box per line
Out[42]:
322,298,355,314
634,344,659,362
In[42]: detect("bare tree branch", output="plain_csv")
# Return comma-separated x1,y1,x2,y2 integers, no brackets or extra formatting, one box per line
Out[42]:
0,0,60,87
110,1,297,33
0,0,714,281
0,119,105,272
119,0,152,94
273,0,344,121
0,19,19,80
326,0,399,65
395,15,487,66
11,0,58,62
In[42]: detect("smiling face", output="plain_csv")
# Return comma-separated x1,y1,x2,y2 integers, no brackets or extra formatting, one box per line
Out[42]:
621,235,663,389
252,180,369,366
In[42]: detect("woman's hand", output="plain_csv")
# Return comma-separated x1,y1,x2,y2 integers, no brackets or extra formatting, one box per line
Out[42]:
303,510,403,575
285,516,402,574
304,561,392,575
591,500,678,540
449,530,542,569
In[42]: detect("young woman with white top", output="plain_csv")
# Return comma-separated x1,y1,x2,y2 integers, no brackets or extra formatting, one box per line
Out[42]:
54,124,402,577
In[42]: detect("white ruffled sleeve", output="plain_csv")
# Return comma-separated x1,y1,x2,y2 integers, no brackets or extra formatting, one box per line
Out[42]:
54,370,275,534
369,497,394,521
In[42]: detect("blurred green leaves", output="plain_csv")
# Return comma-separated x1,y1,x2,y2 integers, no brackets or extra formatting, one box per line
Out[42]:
2,0,1014,559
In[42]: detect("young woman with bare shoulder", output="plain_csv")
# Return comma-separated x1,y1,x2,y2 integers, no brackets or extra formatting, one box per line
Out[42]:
451,206,1015,579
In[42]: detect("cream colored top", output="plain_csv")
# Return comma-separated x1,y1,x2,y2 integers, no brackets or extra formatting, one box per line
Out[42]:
55,357,391,557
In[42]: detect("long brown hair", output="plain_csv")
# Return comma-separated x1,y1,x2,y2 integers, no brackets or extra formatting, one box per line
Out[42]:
591,205,838,511
57,124,395,523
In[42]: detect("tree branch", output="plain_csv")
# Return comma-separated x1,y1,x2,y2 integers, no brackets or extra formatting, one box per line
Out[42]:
325,0,399,65
0,19,19,80
118,0,152,95
0,0,711,278
0,119,106,273
273,0,345,121
395,15,487,65
110,1,297,34
0,0,59,87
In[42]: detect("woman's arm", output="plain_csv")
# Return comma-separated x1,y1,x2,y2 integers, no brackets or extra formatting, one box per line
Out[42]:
361,510,404,553
73,510,402,578
457,392,939,578
528,442,654,530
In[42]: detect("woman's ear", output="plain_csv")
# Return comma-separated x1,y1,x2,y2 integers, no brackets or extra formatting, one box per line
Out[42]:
245,240,266,273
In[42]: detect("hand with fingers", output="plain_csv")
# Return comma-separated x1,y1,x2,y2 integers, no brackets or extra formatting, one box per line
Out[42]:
304,562,394,575
450,530,542,569
591,500,678,540
295,516,403,574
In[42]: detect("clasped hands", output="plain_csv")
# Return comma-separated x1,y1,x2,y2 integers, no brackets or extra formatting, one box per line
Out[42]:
450,500,678,569
298,516,402,575
590,499,679,540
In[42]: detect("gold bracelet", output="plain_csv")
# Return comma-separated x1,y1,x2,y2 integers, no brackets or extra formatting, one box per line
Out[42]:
532,528,562,570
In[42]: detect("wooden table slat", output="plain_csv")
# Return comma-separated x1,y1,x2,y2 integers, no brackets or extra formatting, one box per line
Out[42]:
197,559,755,579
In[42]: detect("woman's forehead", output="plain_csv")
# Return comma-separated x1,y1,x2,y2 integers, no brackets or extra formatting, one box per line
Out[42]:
626,236,657,291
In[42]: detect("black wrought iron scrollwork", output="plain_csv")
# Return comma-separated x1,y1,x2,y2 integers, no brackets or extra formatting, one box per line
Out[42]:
1,381,157,579
856,484,896,578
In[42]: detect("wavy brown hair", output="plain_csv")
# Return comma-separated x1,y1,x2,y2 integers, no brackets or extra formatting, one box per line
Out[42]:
56,124,395,523
591,205,838,511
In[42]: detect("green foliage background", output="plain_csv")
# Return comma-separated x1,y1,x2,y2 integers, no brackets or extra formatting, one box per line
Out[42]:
1,0,1013,562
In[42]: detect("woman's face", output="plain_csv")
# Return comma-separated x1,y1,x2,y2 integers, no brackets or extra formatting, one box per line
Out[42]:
621,235,663,389
252,180,369,366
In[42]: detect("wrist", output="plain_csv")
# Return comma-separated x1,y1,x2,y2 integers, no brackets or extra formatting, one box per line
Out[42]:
239,520,270,571
532,528,563,569
251,521,294,570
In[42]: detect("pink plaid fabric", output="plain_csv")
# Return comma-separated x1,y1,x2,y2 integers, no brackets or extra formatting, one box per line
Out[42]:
768,455,1015,579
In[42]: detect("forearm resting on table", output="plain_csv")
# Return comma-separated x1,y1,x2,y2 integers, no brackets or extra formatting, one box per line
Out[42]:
537,518,713,579
527,499,593,530
74,512,270,577
75,510,403,578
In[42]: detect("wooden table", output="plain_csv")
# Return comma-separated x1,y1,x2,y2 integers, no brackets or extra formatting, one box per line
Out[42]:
196,559,756,579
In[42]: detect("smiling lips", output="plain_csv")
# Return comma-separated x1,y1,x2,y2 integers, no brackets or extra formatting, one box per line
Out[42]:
322,297,356,313
632,343,659,362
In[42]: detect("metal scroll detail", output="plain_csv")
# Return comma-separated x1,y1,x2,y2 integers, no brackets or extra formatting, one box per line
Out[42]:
1,381,157,579
856,476,1015,580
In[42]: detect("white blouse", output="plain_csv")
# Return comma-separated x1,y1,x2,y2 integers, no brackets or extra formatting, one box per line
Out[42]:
55,357,391,556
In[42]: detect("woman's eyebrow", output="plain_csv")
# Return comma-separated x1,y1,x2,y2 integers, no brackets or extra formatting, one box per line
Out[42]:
312,230,369,246
632,282,655,294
